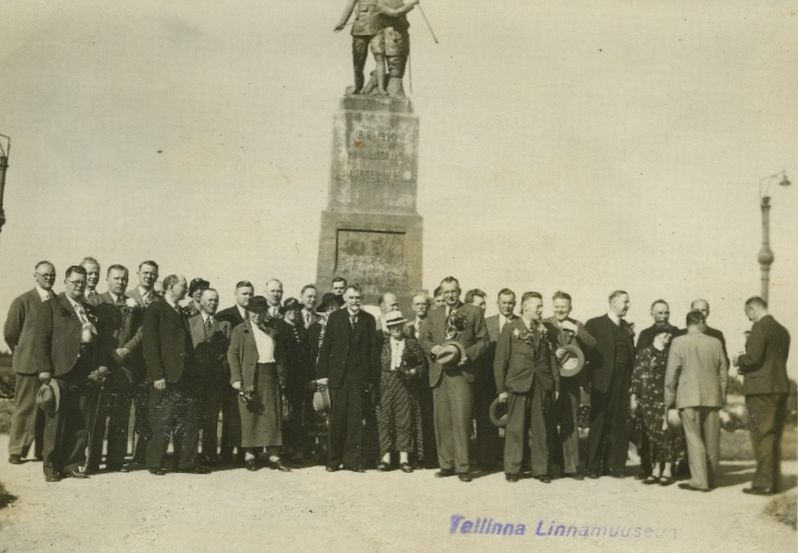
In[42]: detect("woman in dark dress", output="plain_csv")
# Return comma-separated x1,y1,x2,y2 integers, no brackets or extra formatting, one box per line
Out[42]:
227,296,290,472
630,324,686,485
376,311,425,472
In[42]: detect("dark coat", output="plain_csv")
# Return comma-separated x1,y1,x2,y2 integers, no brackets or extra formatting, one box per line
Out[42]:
737,315,791,395
494,318,559,394
316,308,379,390
419,302,489,388
4,288,54,375
584,314,636,393
216,305,247,328
89,292,144,384
34,293,105,377
143,299,196,383
188,313,232,384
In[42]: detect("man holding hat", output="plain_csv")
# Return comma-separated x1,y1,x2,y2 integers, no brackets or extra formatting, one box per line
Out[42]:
494,292,559,483
419,276,489,482
35,265,107,482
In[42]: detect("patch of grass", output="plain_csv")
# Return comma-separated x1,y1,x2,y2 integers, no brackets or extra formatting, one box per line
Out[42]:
764,492,797,530
720,424,797,461
0,481,17,510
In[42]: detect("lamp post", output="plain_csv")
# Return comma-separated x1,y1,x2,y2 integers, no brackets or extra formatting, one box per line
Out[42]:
757,170,791,303
0,134,9,236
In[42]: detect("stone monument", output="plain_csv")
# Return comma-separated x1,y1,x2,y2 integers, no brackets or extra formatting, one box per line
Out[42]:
315,94,423,312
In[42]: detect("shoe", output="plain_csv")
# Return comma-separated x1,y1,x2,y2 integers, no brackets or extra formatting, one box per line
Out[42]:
565,472,584,481
179,465,211,474
377,462,391,472
83,464,100,475
202,455,221,467
435,468,455,478
742,487,776,496
246,459,259,472
536,475,552,484
635,471,648,480
458,473,473,483
44,473,61,483
8,454,24,465
148,467,167,476
120,462,141,473
66,467,89,479
343,464,365,473
399,462,414,474
505,473,520,482
586,470,600,479
678,482,709,492
606,470,625,479
267,459,291,472
325,465,339,472
659,476,674,486
642,475,660,485
105,464,123,473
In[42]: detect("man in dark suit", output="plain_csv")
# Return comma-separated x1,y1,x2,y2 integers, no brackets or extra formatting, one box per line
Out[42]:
405,292,436,467
543,290,596,479
734,296,791,495
584,290,635,478
316,284,379,472
35,265,107,482
126,259,160,466
419,276,489,482
477,288,518,472
636,300,679,352
217,280,254,329
143,274,208,475
495,292,559,483
85,264,143,472
299,284,319,329
691,299,728,364
4,260,56,464
188,288,233,466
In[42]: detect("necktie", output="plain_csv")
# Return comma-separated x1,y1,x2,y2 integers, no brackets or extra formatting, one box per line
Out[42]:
350,314,357,327
204,316,213,338
415,320,421,338
304,312,311,328
74,304,87,324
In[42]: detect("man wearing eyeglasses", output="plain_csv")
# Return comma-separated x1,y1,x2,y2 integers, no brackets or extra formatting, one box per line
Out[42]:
35,265,108,482
4,261,57,465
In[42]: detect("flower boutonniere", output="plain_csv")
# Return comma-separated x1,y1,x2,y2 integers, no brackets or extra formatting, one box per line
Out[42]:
515,322,548,349
256,316,279,336
624,322,636,339
120,297,138,318
445,309,469,340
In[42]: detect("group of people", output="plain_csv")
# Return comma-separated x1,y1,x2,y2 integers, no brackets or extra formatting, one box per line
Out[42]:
3,258,791,497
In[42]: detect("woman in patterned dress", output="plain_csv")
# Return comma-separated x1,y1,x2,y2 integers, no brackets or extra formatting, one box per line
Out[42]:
376,311,425,472
630,323,686,485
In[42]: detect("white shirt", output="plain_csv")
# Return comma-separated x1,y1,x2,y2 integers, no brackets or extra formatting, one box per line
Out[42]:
137,286,153,304
36,286,53,302
236,305,249,322
607,312,622,327
67,297,88,323
251,324,276,363
390,337,405,370
109,292,123,305
201,312,214,325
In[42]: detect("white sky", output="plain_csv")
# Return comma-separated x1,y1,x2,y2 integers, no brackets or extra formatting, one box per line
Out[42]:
1,1,796,374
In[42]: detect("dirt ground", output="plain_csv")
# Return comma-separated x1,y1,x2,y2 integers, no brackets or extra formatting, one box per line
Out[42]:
0,435,795,553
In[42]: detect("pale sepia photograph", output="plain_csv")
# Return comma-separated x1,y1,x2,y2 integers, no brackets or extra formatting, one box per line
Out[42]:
0,2,796,552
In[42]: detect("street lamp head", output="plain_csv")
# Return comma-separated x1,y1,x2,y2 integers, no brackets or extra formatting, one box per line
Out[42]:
778,172,791,187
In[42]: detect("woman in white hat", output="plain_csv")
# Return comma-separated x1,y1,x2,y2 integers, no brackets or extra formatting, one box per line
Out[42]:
376,311,425,472
630,323,686,485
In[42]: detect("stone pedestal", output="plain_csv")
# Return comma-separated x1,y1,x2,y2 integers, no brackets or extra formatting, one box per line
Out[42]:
316,95,423,312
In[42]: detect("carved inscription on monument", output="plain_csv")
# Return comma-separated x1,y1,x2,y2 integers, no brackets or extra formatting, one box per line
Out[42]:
335,229,410,294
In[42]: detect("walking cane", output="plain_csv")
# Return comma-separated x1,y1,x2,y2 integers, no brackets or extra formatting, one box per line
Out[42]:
417,3,439,44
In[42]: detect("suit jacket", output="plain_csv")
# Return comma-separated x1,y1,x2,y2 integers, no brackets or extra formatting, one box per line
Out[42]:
34,293,104,377
584,315,636,393
704,325,728,365
281,321,314,396
143,299,196,383
301,309,319,330
4,288,54,375
89,292,144,384
664,331,728,408
188,313,232,384
216,305,247,328
316,308,379,390
736,315,790,395
227,321,286,391
127,287,160,309
419,302,489,388
494,318,559,394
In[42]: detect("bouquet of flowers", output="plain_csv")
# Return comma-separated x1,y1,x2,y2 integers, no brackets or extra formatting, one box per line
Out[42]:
444,309,469,340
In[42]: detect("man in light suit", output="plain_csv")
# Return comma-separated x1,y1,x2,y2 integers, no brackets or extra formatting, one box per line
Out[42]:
35,265,107,482
665,310,728,492
584,290,635,478
4,261,56,464
494,292,559,483
188,288,233,466
477,288,518,472
317,284,379,472
419,276,489,482
733,296,791,495
125,259,160,466
543,290,596,479
143,274,208,475
80,257,101,299
85,264,143,472
405,292,429,339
